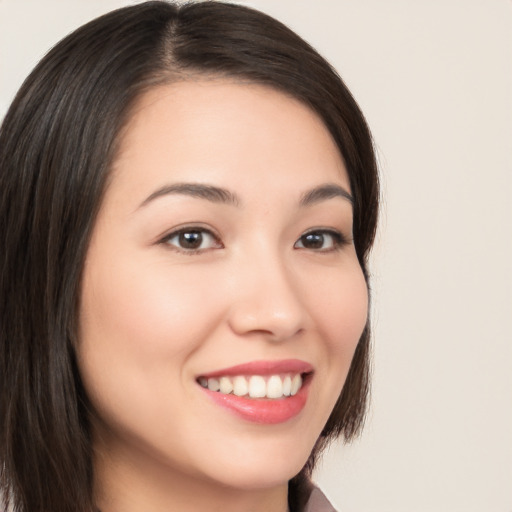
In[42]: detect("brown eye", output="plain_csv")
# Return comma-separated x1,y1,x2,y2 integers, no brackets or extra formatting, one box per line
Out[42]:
179,231,203,249
163,228,222,252
300,232,324,249
294,230,345,251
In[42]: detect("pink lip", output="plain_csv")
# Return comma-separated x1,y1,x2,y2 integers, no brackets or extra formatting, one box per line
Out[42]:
197,359,313,425
198,358,313,378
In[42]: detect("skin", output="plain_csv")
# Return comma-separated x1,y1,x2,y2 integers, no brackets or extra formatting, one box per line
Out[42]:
77,80,368,512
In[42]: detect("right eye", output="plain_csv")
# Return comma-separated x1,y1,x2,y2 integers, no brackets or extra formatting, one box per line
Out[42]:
161,227,223,254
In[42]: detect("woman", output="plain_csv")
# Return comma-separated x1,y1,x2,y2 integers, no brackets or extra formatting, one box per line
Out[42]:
0,2,379,511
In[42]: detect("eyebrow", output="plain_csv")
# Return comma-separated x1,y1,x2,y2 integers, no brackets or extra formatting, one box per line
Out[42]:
299,183,353,207
138,181,353,210
139,182,240,209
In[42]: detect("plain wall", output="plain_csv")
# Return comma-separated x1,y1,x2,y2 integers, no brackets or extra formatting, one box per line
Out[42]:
1,1,511,511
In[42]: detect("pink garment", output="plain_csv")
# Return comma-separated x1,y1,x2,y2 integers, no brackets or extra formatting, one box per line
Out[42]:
303,486,338,512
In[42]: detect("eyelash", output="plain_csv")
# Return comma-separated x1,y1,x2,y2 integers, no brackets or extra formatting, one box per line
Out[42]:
160,226,223,255
159,226,349,254
293,229,349,252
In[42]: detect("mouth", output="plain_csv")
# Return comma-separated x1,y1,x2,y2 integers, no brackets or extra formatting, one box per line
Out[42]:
198,373,304,399
196,359,313,424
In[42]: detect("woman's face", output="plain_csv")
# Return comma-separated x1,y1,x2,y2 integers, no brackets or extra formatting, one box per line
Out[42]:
78,80,368,492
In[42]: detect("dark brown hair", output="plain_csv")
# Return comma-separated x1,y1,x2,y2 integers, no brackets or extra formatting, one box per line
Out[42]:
0,2,379,511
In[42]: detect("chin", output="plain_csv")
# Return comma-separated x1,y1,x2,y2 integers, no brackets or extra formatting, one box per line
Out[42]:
194,436,314,491
203,463,303,492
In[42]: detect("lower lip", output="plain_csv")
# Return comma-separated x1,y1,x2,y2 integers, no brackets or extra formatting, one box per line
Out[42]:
200,379,310,425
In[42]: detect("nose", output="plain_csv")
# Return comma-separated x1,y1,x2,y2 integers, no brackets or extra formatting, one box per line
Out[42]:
227,249,307,342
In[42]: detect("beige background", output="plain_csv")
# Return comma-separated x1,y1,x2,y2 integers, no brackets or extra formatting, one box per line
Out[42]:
1,1,511,511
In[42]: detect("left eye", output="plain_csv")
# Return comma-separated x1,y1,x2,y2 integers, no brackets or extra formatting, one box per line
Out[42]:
294,230,344,251
162,228,222,252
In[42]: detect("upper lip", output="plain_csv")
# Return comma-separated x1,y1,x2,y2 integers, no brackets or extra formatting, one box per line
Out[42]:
198,359,314,378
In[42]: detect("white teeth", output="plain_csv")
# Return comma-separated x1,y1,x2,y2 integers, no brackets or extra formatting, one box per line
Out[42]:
207,377,220,392
248,376,266,398
282,375,292,396
219,376,233,394
267,375,283,399
233,376,249,396
200,373,304,399
291,374,302,396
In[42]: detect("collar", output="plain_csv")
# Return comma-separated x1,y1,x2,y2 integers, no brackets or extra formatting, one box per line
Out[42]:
303,485,338,512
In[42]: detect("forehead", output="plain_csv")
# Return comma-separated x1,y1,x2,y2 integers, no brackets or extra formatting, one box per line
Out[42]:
110,79,350,203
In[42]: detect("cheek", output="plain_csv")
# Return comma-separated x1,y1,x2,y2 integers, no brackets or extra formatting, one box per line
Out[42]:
76,250,229,439
79,252,224,365
290,260,368,442
306,259,368,417
313,264,369,356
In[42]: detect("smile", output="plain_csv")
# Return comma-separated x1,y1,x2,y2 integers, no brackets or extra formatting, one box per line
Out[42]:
196,359,313,424
198,374,303,399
